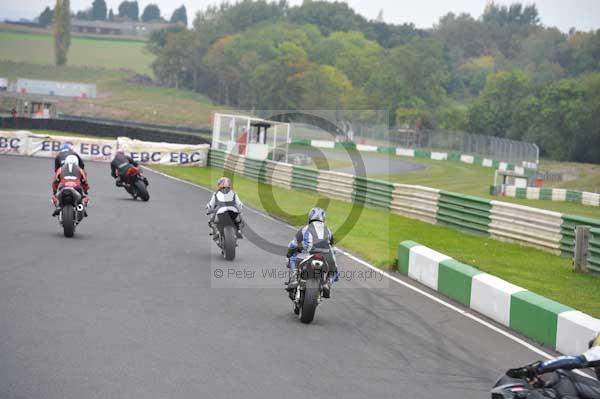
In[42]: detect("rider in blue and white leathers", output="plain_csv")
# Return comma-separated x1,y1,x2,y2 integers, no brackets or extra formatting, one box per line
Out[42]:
286,207,338,297
508,333,600,398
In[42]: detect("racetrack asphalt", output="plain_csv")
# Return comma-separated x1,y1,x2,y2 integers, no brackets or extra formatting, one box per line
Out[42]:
0,155,551,399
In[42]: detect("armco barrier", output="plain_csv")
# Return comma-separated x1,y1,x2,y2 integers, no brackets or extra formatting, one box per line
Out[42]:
352,176,394,210
489,201,563,253
291,165,319,192
589,228,600,273
390,184,439,224
397,241,600,355
560,215,600,257
317,170,353,201
436,191,491,235
495,185,600,208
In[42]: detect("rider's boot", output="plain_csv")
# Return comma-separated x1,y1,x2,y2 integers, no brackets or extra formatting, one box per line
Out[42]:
286,269,298,291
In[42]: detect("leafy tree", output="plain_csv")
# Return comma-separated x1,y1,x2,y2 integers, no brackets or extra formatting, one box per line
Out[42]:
118,1,139,21
141,4,161,22
108,8,114,21
434,12,491,59
436,104,469,131
389,38,449,106
38,6,54,27
457,56,496,95
53,0,71,66
311,31,383,87
170,5,187,26
297,65,356,109
525,79,585,160
467,71,532,139
570,30,600,75
288,1,364,36
91,0,107,20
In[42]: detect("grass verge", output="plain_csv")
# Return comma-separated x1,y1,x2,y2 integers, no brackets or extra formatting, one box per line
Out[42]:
0,31,153,74
152,164,600,318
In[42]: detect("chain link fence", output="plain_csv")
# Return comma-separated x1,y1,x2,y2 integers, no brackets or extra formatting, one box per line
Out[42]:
289,120,539,165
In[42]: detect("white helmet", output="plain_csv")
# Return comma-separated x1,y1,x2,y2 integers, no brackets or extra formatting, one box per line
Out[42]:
65,155,78,168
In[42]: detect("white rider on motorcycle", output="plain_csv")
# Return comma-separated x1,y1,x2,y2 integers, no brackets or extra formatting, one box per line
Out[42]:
206,177,244,239
507,332,600,398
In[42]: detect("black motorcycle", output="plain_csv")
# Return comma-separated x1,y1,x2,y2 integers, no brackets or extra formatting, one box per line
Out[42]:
56,186,86,237
492,365,600,398
288,248,331,324
119,166,150,201
209,210,240,261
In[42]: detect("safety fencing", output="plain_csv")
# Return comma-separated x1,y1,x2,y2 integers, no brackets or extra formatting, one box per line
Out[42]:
495,186,600,208
397,241,600,356
0,130,209,166
292,139,537,174
207,148,600,264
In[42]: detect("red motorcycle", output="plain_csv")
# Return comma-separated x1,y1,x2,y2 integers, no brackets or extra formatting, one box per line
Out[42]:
119,166,150,201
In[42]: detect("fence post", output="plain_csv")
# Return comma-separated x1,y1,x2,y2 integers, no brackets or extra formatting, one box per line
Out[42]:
573,225,591,273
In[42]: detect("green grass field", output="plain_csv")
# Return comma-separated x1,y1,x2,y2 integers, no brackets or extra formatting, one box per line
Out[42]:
152,164,600,318
0,31,153,74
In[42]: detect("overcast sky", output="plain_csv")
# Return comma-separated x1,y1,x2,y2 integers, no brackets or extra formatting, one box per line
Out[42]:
2,0,599,32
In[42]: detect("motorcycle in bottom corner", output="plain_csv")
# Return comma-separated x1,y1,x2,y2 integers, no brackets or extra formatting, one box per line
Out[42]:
492,366,600,398
119,166,150,201
287,248,331,324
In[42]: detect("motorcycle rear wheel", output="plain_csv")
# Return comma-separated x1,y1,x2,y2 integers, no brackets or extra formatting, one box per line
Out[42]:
62,204,75,237
300,279,319,324
223,225,237,261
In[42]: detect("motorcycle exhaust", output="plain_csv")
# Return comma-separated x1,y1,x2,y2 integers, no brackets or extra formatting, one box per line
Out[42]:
76,204,84,212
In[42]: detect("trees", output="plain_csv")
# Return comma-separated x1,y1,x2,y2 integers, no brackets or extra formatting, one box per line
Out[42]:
38,6,54,27
118,1,139,21
53,0,71,66
467,71,532,139
170,5,187,26
91,0,107,20
389,38,449,107
141,4,161,22
310,31,383,88
108,8,114,21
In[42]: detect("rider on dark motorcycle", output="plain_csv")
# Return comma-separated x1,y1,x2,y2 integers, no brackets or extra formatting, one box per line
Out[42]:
286,207,338,298
110,150,143,186
206,177,244,238
507,332,600,398
54,143,84,171
51,155,90,216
